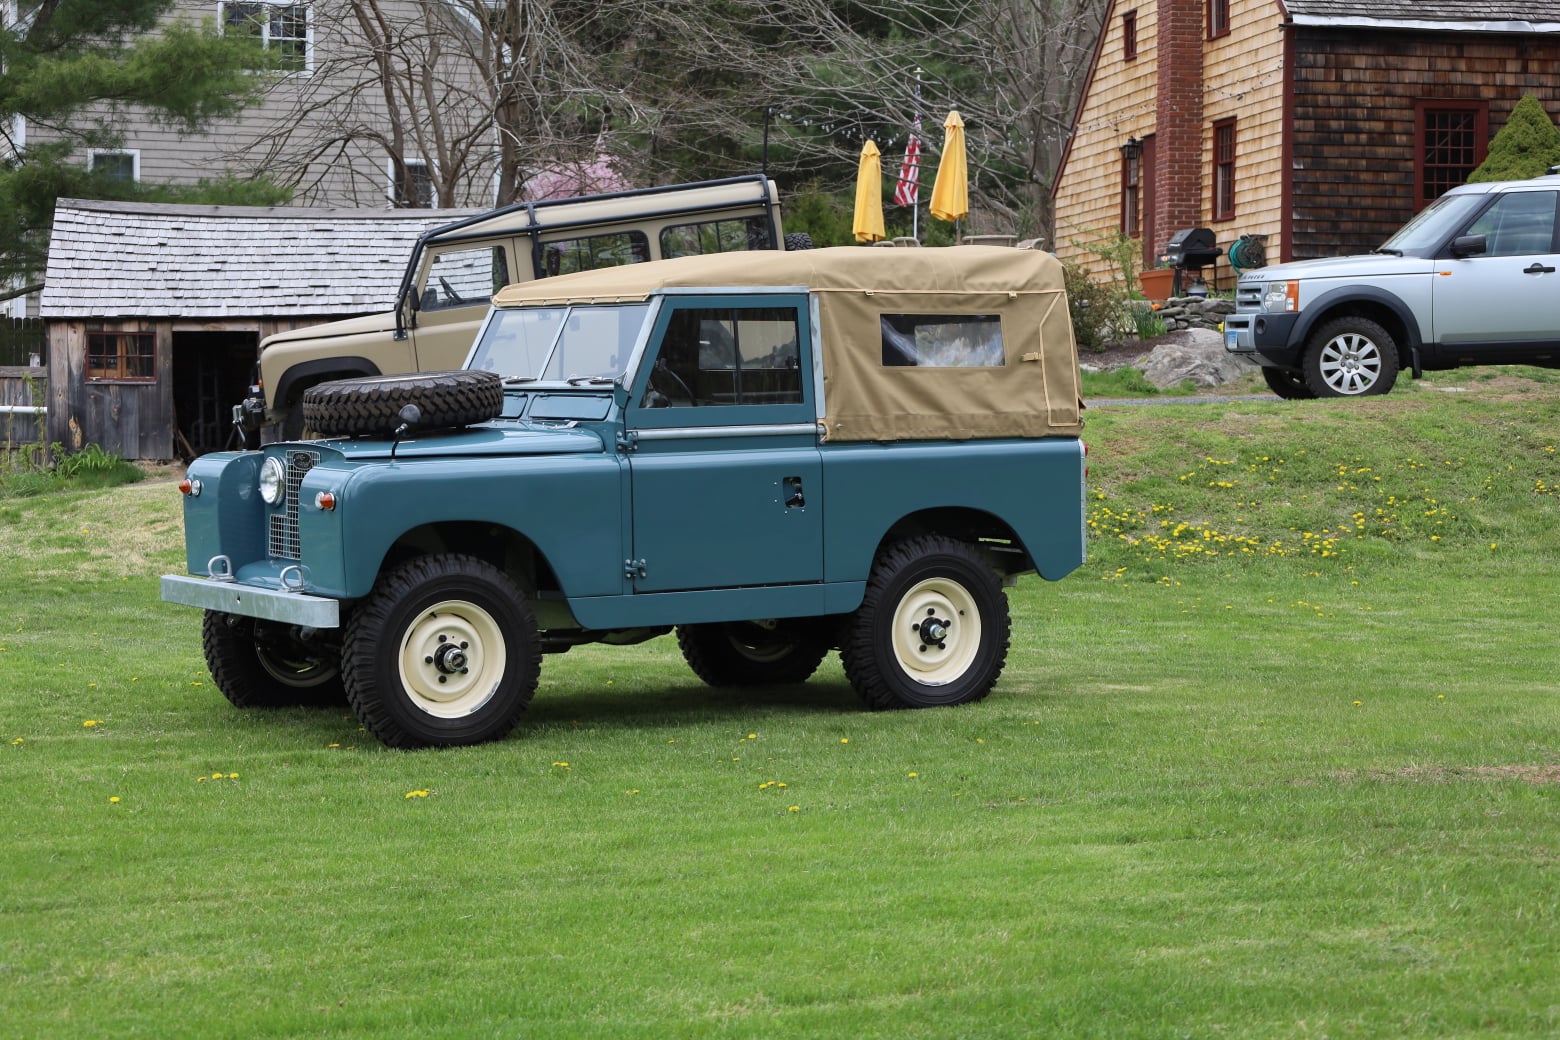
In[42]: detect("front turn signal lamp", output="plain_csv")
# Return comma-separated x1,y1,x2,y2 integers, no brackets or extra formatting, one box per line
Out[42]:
315,491,337,511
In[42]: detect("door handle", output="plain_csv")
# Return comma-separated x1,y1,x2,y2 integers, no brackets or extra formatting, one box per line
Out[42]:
1523,262,1556,274
783,476,805,509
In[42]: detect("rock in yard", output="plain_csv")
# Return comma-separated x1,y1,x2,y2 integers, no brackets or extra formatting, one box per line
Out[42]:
1136,328,1258,388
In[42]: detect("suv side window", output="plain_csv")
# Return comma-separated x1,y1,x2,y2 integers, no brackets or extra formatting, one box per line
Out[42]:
1464,191,1559,257
423,246,508,310
541,231,650,276
660,217,775,259
641,305,803,408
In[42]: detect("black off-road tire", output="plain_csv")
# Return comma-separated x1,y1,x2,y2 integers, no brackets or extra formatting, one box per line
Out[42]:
1262,367,1316,400
302,370,503,439
676,620,831,687
840,535,1011,710
1302,317,1399,397
784,232,816,251
342,554,540,749
202,611,344,708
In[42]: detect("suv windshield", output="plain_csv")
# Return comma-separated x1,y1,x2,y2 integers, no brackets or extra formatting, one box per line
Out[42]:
1377,192,1487,255
470,303,651,382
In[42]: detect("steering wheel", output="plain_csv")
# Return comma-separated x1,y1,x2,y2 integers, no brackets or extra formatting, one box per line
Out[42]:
646,361,695,407
438,277,465,304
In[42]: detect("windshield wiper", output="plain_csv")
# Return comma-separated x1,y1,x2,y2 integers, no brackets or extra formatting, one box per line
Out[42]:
502,375,539,385
1372,247,1404,256
566,376,616,386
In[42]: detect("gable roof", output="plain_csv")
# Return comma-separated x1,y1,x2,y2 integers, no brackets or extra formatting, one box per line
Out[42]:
40,199,479,320
1280,1,1560,32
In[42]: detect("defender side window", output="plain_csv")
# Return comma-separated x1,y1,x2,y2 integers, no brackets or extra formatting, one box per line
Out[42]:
422,246,508,310
542,231,650,276
880,313,1005,367
660,217,774,259
642,306,802,407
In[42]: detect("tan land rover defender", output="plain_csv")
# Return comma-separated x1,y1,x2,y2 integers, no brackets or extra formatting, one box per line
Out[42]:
242,175,797,440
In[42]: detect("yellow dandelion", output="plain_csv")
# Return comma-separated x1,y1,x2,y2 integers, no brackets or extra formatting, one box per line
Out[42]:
747,733,757,740
552,761,570,769
328,743,341,748
82,720,100,728
228,773,239,779
211,773,223,780
1353,700,1362,707
109,796,120,804
404,789,430,799
10,737,22,745
840,738,849,744
907,772,919,779
787,805,800,813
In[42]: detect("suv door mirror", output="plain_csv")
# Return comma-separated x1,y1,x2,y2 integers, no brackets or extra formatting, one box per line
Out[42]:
1449,234,1487,258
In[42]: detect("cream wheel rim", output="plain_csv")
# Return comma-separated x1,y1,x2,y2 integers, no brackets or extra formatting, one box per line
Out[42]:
889,577,981,685
397,599,506,718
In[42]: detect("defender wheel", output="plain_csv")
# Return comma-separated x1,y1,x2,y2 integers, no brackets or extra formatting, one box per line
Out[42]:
1262,367,1316,400
202,611,343,708
676,620,831,687
840,535,1010,710
302,370,503,438
1303,317,1399,397
342,554,540,749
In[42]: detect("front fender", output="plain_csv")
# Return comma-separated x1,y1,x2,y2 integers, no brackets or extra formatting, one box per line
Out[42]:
1289,284,1425,352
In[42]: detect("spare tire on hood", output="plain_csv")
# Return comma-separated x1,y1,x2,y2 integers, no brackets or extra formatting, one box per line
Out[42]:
301,370,503,439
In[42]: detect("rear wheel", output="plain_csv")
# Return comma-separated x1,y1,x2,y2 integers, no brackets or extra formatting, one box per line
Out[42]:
1262,367,1316,400
676,620,831,686
1303,317,1398,397
343,554,540,748
841,535,1010,710
202,611,343,708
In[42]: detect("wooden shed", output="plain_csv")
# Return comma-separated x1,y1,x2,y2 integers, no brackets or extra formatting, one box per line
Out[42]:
39,199,474,461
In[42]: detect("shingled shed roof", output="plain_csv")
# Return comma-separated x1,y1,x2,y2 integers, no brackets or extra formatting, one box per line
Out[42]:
1281,1,1560,32
40,198,478,320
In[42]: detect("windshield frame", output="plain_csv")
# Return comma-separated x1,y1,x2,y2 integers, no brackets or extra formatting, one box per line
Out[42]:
466,300,656,386
1377,190,1492,257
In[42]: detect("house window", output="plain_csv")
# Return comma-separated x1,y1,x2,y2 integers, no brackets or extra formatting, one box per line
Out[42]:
222,3,311,73
1212,120,1236,221
87,330,155,382
1122,10,1138,60
390,159,435,208
87,150,138,183
1208,0,1230,38
1415,101,1488,207
1121,146,1142,237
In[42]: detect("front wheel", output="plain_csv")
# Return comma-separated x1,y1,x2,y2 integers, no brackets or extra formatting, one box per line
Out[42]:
202,611,343,708
840,535,1011,710
676,620,831,687
1303,317,1399,397
342,554,540,748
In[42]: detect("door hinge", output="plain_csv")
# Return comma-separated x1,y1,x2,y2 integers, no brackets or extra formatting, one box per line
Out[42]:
616,430,639,453
624,558,648,580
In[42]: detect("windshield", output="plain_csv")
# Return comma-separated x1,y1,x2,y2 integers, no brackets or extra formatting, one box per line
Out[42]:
469,303,651,382
1378,192,1488,255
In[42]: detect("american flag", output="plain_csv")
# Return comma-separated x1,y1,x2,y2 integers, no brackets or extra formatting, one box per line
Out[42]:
893,125,921,207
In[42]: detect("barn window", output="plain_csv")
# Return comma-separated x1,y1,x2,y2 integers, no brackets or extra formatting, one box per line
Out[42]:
87,330,156,382
1415,101,1488,207
1208,0,1230,38
1122,10,1138,60
1212,120,1236,221
390,159,435,208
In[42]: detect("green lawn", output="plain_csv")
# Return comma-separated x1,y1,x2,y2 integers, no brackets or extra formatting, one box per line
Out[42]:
3,379,1558,1038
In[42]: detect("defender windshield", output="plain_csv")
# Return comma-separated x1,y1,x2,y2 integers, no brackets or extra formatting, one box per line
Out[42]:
1377,192,1487,255
470,303,651,382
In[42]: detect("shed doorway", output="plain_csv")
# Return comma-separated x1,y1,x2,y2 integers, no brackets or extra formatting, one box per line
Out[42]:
172,331,257,459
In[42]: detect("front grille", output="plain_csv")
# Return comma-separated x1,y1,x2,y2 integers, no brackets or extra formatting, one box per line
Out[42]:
1235,283,1264,311
267,449,318,560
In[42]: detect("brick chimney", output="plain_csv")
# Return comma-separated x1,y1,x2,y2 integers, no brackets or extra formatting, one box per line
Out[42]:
1154,0,1205,257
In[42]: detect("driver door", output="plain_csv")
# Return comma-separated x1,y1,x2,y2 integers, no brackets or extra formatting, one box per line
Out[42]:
1433,188,1560,355
624,296,822,593
411,243,513,370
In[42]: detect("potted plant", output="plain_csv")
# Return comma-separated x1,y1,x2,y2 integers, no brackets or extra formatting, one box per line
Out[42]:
1138,256,1175,302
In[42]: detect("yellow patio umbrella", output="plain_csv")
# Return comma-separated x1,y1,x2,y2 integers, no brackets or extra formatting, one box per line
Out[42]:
852,140,886,243
929,110,968,223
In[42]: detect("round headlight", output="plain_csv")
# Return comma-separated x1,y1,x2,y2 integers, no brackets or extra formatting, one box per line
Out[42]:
259,456,286,506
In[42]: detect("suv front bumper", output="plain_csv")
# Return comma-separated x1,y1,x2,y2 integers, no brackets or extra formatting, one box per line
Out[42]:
1223,311,1303,368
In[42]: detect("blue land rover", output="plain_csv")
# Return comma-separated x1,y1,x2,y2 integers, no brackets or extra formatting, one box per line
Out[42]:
161,246,1087,748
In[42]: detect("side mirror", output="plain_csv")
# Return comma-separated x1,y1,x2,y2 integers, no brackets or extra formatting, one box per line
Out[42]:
1449,234,1487,259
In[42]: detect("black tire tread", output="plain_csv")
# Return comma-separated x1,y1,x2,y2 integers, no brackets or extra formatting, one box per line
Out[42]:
302,370,503,438
676,621,830,687
1302,317,1399,398
201,610,343,708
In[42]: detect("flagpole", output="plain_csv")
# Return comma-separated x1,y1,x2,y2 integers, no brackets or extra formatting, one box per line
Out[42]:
912,69,922,242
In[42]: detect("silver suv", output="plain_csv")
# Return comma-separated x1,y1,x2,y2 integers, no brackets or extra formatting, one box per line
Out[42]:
1224,173,1560,397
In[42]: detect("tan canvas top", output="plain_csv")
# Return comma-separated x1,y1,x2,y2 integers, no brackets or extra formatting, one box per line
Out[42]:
492,245,1082,441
